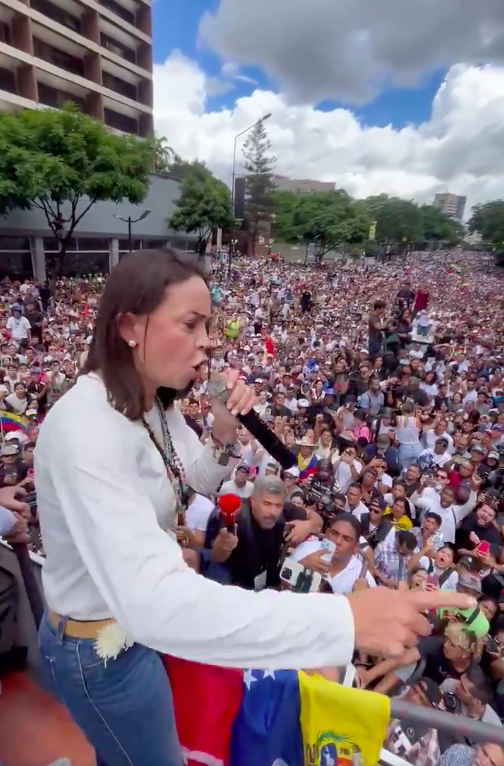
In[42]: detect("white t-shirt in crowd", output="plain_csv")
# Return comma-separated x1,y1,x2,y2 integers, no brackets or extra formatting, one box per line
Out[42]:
334,459,362,494
185,494,215,532
432,566,459,591
347,500,368,520
6,315,31,340
423,429,454,454
219,479,254,499
327,556,376,595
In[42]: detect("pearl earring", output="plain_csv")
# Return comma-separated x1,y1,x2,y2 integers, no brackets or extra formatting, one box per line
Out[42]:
128,340,136,348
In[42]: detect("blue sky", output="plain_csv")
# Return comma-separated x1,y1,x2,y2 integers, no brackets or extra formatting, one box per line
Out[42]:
152,1,503,210
153,0,446,129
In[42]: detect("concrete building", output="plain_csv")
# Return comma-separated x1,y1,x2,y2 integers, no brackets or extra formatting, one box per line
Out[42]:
0,0,198,280
0,0,153,136
433,193,467,221
0,173,197,280
273,174,335,194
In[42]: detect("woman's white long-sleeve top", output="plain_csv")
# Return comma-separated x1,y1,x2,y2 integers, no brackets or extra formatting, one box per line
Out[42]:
35,373,355,669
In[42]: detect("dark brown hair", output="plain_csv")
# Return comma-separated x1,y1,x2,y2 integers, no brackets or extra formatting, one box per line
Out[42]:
82,247,206,420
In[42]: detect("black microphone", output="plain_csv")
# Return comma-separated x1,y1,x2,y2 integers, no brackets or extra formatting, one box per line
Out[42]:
207,377,297,470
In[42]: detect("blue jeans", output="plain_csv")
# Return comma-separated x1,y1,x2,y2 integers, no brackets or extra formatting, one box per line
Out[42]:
38,613,183,766
398,442,421,469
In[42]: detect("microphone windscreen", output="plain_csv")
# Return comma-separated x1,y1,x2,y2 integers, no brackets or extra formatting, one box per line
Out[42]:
217,494,241,525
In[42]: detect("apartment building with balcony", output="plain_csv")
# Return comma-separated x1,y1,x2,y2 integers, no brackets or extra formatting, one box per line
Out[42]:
0,0,153,136
0,0,199,278
433,192,467,221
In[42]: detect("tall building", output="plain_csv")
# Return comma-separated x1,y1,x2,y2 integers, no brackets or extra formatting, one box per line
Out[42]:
433,193,467,221
273,174,335,194
0,0,153,136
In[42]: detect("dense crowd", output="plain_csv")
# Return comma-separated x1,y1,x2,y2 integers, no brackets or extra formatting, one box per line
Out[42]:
0,248,503,766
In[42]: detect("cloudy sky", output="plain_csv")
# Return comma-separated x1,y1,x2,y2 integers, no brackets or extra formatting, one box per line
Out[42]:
153,0,504,215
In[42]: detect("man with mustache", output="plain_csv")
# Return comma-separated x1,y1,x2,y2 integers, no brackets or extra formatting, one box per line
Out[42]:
204,475,320,590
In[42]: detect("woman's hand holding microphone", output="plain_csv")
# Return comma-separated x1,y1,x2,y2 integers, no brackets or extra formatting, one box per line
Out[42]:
209,369,256,443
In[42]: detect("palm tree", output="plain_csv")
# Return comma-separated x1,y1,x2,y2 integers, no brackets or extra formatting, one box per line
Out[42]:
153,137,180,174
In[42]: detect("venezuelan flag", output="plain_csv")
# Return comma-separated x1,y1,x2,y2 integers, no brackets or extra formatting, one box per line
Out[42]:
163,657,389,766
0,410,28,434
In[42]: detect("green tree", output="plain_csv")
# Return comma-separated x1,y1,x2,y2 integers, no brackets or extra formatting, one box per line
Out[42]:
469,200,504,245
372,197,423,246
0,103,153,279
242,120,276,255
273,189,370,263
168,169,234,255
418,204,463,244
153,136,179,174
361,194,390,220
167,157,212,183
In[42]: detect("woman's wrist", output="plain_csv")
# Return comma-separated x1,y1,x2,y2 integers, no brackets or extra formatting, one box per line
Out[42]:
211,424,238,445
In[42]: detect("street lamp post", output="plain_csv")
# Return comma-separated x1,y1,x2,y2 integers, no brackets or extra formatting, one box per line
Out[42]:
114,209,151,252
231,112,272,209
229,113,272,277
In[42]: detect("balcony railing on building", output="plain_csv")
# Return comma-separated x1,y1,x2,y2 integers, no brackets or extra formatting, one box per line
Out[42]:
99,0,135,26
33,37,85,77
100,32,136,64
102,70,137,101
104,106,137,133
0,66,17,96
30,0,82,35
37,82,86,111
0,20,11,44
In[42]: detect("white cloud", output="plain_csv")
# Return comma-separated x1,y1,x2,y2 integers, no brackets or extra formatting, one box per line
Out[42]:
198,0,504,105
153,52,504,215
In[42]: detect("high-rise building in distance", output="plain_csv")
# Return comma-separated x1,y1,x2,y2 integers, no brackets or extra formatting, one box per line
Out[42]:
0,0,153,136
273,174,335,194
433,192,467,221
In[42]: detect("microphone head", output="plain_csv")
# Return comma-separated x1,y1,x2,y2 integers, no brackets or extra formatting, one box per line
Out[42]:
217,494,241,526
206,376,230,403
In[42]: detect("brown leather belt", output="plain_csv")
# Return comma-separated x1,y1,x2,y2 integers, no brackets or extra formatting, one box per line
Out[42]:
47,609,116,640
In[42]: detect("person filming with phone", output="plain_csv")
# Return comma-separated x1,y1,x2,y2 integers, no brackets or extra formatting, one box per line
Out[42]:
290,514,376,594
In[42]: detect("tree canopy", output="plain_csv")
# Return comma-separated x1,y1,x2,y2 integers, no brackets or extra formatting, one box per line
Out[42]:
168,161,234,253
468,200,504,266
273,189,370,260
359,195,463,246
468,200,504,245
0,102,154,277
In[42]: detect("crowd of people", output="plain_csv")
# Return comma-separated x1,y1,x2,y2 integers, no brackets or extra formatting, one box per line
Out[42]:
0,248,503,766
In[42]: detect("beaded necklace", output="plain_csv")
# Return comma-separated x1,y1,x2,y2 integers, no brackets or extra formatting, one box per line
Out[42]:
142,397,191,520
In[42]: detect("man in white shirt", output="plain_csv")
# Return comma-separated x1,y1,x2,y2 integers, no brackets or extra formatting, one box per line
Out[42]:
333,449,362,495
423,420,454,453
185,491,215,548
6,308,31,343
410,483,477,544
419,436,452,467
345,483,368,520
219,464,254,499
292,513,376,594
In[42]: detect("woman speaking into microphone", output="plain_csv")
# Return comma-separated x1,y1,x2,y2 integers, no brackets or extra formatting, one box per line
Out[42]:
35,249,472,766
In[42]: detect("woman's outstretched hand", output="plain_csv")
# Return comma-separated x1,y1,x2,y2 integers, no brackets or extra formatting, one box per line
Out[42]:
347,586,475,657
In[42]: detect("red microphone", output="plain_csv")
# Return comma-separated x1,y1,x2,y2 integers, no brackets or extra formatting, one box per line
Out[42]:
217,494,241,534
